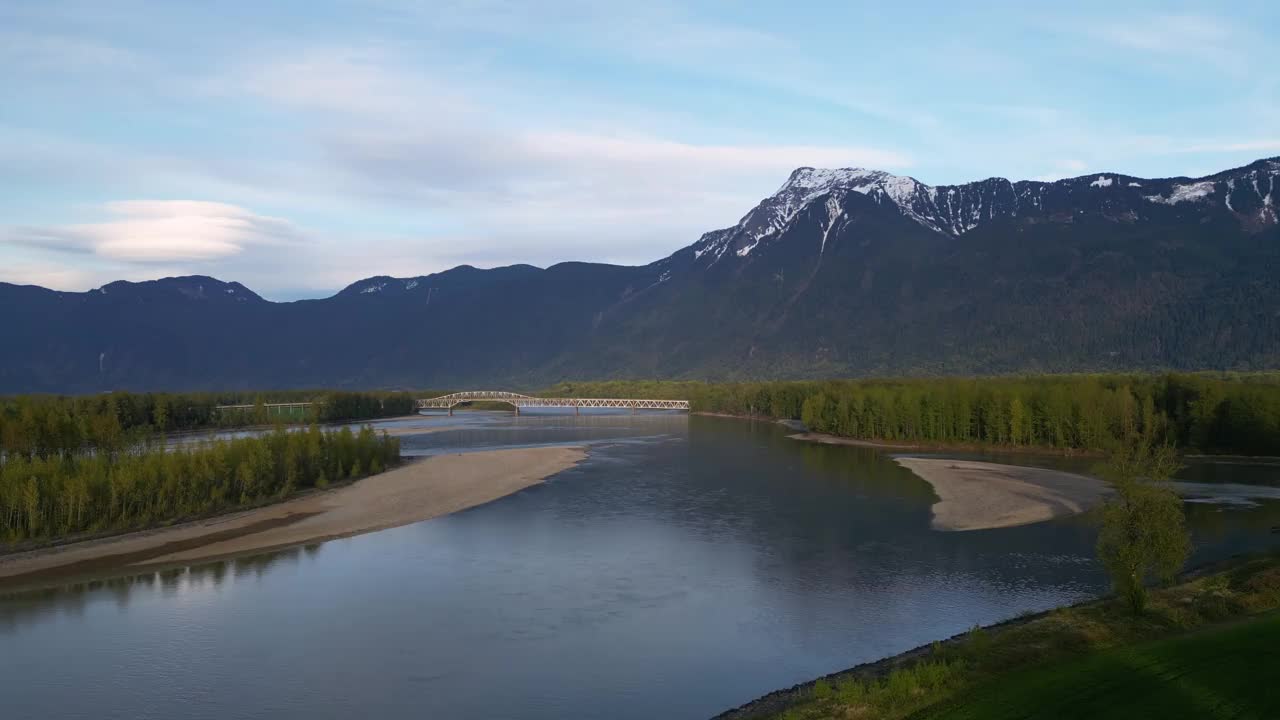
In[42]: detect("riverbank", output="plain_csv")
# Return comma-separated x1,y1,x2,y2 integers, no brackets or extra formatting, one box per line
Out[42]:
894,457,1111,531
714,553,1280,720
787,431,1104,457
0,445,586,590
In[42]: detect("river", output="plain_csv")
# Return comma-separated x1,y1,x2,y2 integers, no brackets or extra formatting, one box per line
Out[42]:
3,413,1278,719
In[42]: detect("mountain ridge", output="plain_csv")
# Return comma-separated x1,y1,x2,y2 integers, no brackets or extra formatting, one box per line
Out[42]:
2,157,1278,393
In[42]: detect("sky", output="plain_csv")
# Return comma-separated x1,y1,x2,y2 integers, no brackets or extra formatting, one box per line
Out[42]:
2,1,1278,299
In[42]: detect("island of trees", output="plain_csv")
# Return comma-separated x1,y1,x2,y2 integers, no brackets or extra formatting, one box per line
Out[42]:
0,390,403,543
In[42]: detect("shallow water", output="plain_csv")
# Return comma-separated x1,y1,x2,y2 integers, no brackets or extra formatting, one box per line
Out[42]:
3,413,1278,719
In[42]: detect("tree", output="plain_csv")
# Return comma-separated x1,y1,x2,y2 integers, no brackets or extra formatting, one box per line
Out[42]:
153,395,170,433
1094,441,1190,614
1009,396,1026,445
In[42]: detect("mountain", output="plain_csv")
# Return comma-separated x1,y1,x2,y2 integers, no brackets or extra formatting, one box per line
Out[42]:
3,158,1278,393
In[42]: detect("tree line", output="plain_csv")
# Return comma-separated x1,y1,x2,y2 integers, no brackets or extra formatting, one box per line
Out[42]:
0,424,401,543
0,389,432,458
545,373,1280,455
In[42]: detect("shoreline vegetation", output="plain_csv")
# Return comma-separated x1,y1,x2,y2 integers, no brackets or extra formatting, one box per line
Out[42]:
551,373,1280,457
783,430,1106,457
0,424,402,546
0,445,585,591
0,389,437,446
714,553,1280,720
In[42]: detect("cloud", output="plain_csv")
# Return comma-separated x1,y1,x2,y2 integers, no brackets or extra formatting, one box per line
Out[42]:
326,127,911,197
1090,14,1233,55
231,48,473,118
1172,140,1280,154
1084,13,1257,76
4,3,1276,298
237,49,911,213
6,200,302,263
221,47,917,271
0,30,142,73
0,261,98,290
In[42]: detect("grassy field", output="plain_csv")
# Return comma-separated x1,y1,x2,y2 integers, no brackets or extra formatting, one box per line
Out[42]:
917,611,1280,720
731,555,1280,720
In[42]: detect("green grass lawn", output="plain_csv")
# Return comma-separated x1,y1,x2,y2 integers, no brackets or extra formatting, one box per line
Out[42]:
916,611,1280,720
758,556,1280,720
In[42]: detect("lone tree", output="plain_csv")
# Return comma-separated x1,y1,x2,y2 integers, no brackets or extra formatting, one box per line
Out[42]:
1095,441,1190,614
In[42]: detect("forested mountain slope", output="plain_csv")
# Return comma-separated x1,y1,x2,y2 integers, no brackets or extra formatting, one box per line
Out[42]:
2,158,1278,393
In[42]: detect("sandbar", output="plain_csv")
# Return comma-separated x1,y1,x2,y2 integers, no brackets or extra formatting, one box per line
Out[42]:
0,445,586,589
894,457,1111,531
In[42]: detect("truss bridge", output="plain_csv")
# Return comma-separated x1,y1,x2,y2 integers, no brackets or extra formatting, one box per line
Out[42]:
415,391,690,415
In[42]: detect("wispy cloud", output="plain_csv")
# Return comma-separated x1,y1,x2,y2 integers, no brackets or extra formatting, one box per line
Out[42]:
1172,140,1280,154
2,1,1278,296
0,30,142,73
1084,12,1256,76
5,201,302,263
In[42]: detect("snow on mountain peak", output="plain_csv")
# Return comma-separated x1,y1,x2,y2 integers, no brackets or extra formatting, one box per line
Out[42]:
740,167,927,245
689,158,1280,268
780,167,921,204
781,167,881,193
1145,181,1216,205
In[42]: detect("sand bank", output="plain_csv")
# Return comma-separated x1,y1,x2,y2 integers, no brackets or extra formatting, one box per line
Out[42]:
0,446,585,589
789,432,1102,457
894,457,1111,531
789,432,927,450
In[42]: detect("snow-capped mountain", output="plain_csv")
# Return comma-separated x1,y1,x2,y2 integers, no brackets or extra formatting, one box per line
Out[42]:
690,158,1280,267
2,158,1278,393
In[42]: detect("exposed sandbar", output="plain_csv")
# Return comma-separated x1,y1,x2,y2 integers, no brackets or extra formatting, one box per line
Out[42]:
0,446,586,589
894,457,1111,531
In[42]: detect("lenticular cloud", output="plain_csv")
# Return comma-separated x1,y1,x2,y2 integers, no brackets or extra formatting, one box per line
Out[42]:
8,200,301,263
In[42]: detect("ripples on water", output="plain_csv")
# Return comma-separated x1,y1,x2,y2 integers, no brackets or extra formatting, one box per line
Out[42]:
4,412,1279,720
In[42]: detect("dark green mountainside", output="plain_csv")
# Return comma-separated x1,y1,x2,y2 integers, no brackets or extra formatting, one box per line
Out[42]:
3,158,1278,393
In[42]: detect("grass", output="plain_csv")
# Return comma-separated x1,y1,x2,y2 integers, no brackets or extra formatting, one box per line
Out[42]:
751,554,1280,720
916,612,1280,720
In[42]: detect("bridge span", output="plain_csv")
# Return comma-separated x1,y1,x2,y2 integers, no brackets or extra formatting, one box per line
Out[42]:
416,391,690,415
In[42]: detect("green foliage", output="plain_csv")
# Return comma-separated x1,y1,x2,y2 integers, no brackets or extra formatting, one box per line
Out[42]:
551,372,1280,455
0,389,433,458
0,424,401,543
763,556,1280,720
916,613,1280,720
1095,442,1191,614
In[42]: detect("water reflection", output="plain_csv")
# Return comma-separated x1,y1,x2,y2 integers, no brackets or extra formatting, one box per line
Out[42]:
2,414,1278,720
0,545,324,634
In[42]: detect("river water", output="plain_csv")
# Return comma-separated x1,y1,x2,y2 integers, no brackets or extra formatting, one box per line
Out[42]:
3,413,1279,719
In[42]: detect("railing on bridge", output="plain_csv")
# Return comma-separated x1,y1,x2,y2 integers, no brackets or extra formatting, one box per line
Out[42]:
216,392,691,417
416,391,689,415
214,402,316,416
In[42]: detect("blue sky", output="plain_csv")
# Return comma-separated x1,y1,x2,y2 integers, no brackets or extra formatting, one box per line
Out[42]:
2,0,1278,299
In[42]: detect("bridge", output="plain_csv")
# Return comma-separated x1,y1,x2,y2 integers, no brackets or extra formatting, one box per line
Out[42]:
415,391,690,415
214,401,315,417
